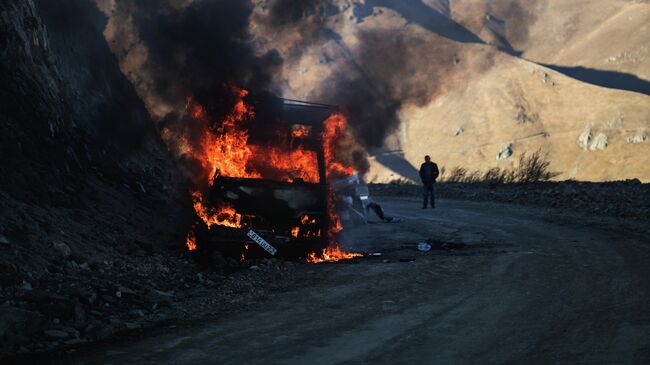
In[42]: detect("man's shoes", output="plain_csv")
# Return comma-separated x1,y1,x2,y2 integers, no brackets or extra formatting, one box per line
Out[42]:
422,206,427,209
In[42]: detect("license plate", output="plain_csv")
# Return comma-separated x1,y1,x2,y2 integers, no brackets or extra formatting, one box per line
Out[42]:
246,230,277,256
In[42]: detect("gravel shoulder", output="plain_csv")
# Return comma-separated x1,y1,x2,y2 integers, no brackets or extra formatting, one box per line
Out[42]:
371,180,650,221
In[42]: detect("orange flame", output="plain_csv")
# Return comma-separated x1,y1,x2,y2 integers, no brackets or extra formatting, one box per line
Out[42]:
291,214,322,239
183,88,258,184
323,113,355,178
322,113,353,239
192,191,242,229
291,125,311,138
181,89,320,185
307,246,364,263
177,88,360,259
300,214,316,225
304,113,362,262
181,89,323,235
241,243,249,262
186,231,197,251
249,145,319,183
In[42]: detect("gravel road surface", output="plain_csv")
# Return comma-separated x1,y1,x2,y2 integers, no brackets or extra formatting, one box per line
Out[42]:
60,197,650,364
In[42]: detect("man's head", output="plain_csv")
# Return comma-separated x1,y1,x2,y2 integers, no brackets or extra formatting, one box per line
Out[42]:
424,155,431,162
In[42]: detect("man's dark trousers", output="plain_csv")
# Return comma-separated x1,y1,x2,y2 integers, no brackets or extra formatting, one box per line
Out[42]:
423,182,435,208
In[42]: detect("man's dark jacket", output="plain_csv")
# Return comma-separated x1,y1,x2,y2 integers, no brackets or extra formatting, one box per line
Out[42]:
419,161,439,185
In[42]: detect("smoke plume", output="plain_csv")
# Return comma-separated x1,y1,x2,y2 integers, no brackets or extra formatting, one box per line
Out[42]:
99,0,494,174
133,0,281,118
255,0,479,151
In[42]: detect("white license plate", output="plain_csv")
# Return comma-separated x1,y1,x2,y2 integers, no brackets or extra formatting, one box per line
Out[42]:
246,230,277,256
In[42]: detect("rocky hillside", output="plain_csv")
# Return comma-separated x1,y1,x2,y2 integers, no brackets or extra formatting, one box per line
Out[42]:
0,0,189,357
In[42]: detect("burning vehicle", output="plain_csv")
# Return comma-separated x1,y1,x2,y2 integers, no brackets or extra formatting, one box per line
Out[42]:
178,88,360,261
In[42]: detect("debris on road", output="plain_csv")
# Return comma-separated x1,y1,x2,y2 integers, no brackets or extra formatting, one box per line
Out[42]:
427,240,466,250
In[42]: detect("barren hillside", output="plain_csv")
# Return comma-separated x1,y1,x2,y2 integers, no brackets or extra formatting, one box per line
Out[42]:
259,0,650,182
452,0,650,82
395,52,650,182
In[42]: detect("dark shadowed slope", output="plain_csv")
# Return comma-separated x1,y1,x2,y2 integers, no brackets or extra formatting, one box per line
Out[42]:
354,0,484,44
542,64,650,96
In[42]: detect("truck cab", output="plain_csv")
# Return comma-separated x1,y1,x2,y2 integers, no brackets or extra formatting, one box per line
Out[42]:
194,99,336,259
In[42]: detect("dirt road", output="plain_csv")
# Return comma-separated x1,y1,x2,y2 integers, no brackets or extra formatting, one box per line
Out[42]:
61,197,650,364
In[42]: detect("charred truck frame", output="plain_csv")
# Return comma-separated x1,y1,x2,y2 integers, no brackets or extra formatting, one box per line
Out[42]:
194,98,337,259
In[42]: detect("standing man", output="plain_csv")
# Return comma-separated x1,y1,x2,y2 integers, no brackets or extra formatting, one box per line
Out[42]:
419,155,439,208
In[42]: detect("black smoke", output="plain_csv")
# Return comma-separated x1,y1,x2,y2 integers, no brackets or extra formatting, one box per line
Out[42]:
132,0,282,121
116,0,490,174
260,0,472,151
265,0,338,28
255,0,404,162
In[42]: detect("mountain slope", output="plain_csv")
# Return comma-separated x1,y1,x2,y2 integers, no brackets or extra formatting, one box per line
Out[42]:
309,1,650,182
291,0,650,182
451,0,650,93
391,51,650,182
